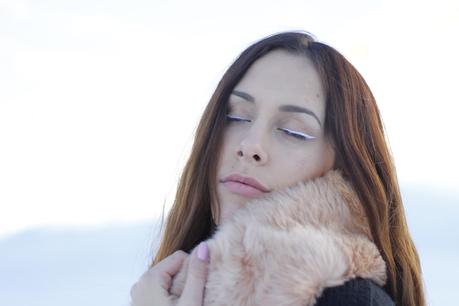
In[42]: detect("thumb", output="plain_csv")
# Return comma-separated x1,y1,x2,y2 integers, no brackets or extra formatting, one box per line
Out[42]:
178,241,210,306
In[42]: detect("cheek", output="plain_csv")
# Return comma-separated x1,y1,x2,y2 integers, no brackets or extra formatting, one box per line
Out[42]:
217,131,233,167
296,156,326,180
271,143,333,188
297,143,335,178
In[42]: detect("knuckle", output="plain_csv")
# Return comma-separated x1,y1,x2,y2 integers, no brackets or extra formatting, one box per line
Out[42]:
145,270,161,284
135,269,160,289
173,250,188,259
141,268,156,280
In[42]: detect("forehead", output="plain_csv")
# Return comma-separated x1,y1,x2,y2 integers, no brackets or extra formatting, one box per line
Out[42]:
232,49,326,119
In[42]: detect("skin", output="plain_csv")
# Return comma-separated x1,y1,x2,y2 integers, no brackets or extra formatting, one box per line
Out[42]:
130,242,210,306
216,49,336,226
130,49,337,306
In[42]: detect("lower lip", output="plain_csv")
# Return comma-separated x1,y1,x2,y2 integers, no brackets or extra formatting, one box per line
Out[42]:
221,181,267,197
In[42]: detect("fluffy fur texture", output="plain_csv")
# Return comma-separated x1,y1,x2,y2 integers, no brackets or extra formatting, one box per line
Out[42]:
169,169,387,306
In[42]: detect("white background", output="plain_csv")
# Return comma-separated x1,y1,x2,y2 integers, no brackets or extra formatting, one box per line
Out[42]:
0,0,458,305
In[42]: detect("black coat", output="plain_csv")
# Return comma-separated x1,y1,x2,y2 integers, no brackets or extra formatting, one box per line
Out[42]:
315,278,395,306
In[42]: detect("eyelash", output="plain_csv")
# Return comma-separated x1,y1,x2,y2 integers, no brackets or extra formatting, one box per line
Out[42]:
225,115,316,141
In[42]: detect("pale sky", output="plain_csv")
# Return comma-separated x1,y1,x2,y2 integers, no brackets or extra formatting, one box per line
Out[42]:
0,0,458,238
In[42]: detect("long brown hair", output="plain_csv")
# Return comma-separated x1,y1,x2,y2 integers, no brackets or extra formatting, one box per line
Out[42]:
150,31,425,306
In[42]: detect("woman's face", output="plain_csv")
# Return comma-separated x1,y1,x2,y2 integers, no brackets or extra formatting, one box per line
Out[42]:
215,49,336,226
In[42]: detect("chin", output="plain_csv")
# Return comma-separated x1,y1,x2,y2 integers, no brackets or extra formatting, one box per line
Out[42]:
218,198,246,225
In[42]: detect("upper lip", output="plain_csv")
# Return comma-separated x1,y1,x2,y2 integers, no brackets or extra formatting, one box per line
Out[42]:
220,174,271,193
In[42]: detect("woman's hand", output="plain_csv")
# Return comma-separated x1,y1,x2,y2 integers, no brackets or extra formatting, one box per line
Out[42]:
130,241,210,306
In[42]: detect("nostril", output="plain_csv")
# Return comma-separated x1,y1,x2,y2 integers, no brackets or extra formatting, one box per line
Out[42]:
237,150,243,157
253,154,260,161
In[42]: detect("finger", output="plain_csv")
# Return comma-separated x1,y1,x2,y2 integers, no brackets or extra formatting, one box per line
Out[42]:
179,241,210,306
155,250,188,291
156,250,188,277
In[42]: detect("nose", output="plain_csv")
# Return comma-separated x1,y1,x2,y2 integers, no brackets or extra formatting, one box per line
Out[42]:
236,133,269,165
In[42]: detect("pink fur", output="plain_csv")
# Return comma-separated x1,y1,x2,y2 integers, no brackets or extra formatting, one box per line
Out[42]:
169,169,387,306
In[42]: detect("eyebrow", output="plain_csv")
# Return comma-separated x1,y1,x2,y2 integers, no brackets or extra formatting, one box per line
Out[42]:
231,90,322,127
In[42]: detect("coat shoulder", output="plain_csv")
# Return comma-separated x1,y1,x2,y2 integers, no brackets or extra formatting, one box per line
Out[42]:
314,277,395,306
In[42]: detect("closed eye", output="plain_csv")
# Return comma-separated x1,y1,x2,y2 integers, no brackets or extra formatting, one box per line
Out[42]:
225,114,251,122
225,115,315,141
278,128,316,141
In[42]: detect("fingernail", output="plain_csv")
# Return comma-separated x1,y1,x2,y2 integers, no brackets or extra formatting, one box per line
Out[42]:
197,241,209,261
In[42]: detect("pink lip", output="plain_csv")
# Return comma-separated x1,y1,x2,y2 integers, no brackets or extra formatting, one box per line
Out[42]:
220,174,270,197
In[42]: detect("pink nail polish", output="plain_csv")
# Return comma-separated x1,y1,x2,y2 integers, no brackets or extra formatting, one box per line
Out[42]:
197,241,209,261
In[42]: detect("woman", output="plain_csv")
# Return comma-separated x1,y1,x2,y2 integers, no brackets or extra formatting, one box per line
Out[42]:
130,32,426,306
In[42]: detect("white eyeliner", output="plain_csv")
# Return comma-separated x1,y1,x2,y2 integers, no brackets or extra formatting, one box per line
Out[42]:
281,128,316,140
226,115,315,140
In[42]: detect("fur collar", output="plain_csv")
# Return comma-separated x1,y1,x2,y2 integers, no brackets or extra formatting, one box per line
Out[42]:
170,169,387,306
